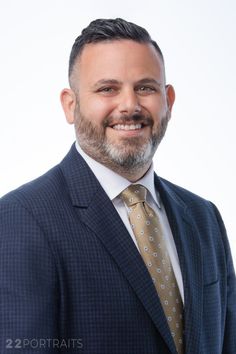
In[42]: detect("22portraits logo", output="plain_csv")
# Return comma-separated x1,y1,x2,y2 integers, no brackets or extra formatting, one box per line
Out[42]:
6,338,83,350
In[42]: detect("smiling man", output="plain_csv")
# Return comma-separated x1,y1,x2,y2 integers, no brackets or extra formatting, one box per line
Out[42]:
0,18,235,354
61,38,174,182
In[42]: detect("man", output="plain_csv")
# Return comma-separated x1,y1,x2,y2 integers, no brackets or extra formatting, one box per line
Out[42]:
0,18,235,354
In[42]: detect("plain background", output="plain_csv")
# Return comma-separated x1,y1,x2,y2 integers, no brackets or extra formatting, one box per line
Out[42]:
0,0,235,266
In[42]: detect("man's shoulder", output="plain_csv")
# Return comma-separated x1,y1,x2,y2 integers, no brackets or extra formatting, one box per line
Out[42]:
158,176,212,208
0,144,80,211
0,163,65,212
157,176,222,229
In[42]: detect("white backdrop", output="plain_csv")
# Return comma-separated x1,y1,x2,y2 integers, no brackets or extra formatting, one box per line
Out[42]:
0,0,235,265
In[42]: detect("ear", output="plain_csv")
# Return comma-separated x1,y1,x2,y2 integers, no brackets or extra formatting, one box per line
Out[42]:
60,88,77,124
165,84,175,116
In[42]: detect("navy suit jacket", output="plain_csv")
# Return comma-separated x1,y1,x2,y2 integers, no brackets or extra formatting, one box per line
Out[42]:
0,143,235,353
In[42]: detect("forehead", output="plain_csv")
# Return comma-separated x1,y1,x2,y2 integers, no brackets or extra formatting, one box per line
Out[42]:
73,40,165,85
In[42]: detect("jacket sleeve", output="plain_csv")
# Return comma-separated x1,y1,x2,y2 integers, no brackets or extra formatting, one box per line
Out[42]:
0,195,60,353
211,203,236,353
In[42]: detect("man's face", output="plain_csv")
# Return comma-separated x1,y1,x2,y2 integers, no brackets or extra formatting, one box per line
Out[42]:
62,40,175,177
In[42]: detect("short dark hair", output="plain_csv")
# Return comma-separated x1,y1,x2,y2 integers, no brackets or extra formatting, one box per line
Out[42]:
68,18,164,79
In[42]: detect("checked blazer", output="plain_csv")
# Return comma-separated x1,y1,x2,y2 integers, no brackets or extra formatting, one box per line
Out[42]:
0,143,236,353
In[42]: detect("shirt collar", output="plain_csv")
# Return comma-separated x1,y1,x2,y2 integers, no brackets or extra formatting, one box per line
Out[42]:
75,142,161,208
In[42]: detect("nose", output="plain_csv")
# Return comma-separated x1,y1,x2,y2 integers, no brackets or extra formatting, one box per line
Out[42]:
117,88,141,116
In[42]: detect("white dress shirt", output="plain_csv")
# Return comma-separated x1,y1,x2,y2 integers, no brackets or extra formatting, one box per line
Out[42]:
75,142,184,302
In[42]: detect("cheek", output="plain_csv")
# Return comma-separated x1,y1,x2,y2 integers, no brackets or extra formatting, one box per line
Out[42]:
148,99,168,120
141,95,165,114
80,96,115,122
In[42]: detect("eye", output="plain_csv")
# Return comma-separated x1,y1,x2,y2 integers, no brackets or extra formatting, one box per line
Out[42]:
101,87,113,92
97,86,118,95
136,86,156,94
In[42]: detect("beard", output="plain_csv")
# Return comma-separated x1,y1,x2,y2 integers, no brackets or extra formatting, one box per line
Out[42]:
74,105,169,176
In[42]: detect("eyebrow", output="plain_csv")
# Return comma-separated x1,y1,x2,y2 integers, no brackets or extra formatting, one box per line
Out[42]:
136,78,162,87
93,77,162,89
93,79,122,89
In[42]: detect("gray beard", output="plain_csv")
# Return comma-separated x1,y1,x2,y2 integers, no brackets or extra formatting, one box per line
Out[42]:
74,109,169,175
100,136,156,169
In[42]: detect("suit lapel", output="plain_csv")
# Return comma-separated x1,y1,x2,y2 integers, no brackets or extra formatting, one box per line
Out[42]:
156,176,203,354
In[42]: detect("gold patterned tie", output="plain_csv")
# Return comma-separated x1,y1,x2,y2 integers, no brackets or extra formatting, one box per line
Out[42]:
121,184,184,354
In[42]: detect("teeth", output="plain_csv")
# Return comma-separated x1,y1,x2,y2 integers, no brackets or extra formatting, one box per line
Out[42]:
113,124,142,131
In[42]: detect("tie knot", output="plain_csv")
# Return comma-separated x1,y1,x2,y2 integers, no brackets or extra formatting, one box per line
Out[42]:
121,184,147,206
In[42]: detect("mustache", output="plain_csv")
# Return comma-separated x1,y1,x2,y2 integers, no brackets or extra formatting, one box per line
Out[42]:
103,113,153,127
